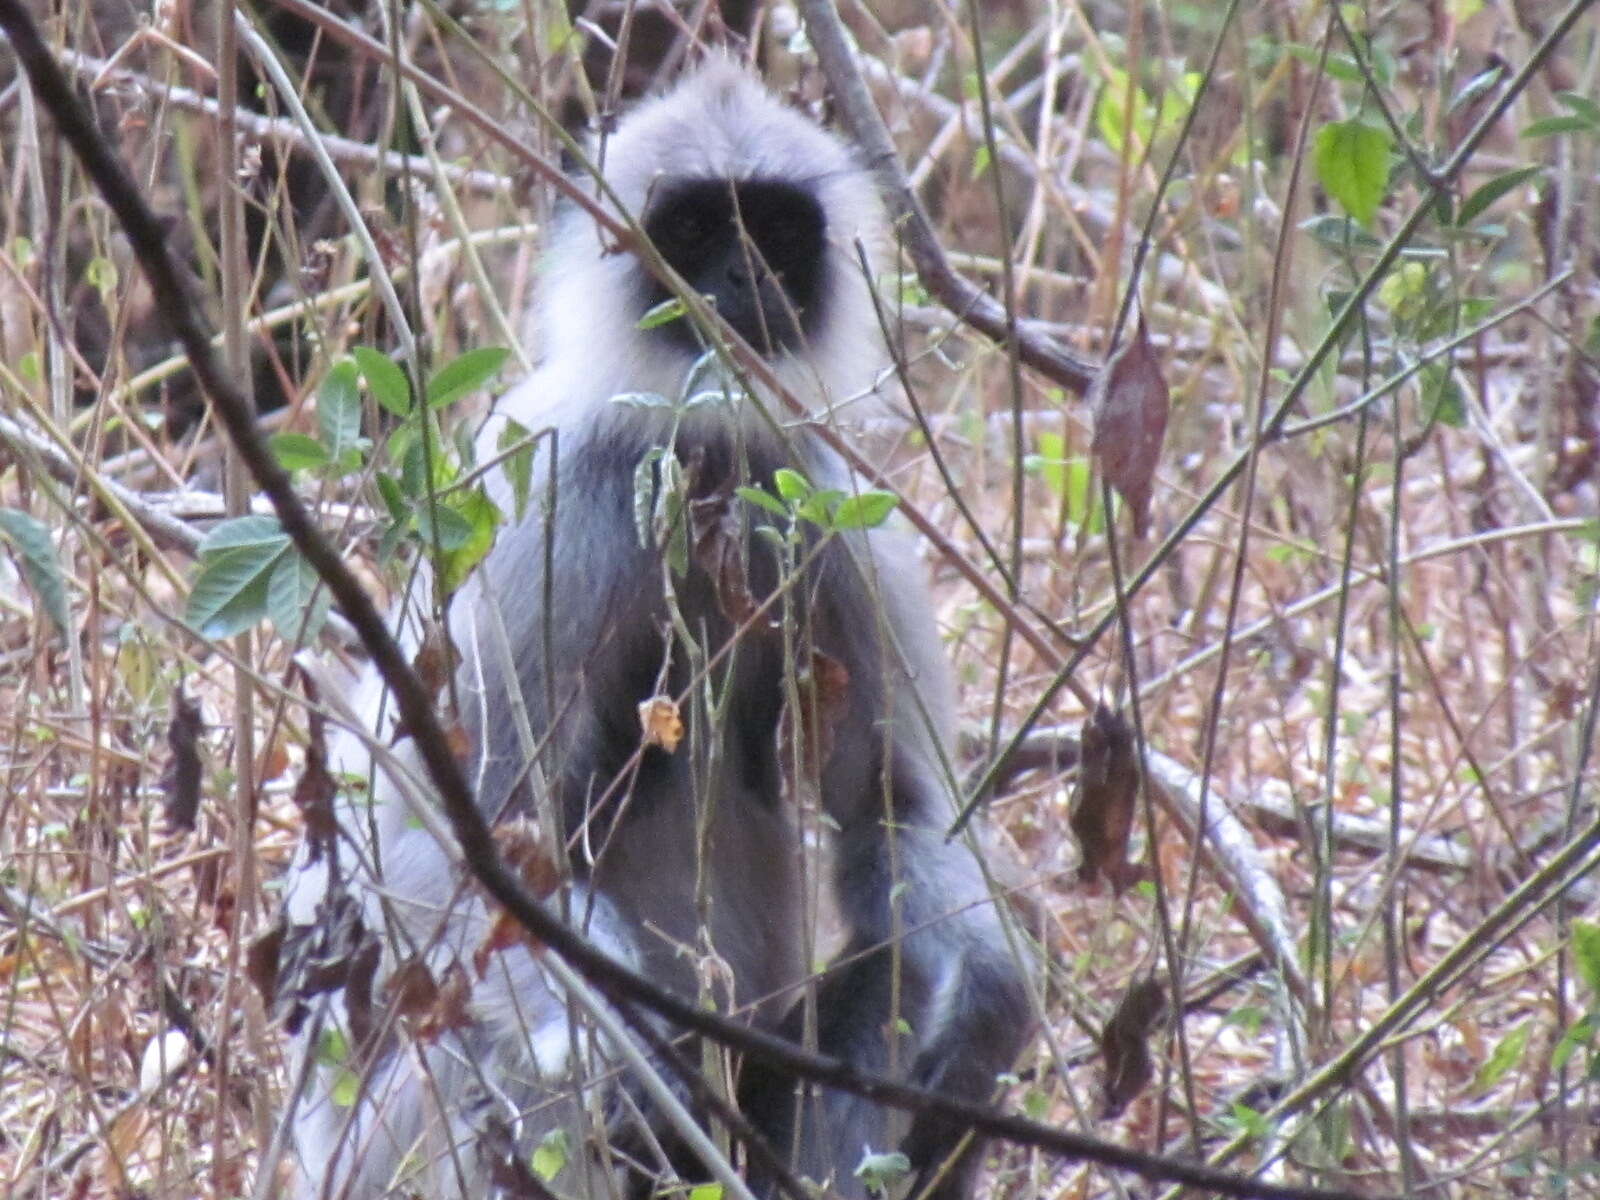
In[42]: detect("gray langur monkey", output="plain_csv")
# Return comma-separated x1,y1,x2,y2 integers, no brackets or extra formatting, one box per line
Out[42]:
280,57,1031,1200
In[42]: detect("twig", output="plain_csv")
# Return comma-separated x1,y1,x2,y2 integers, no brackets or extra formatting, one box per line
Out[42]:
794,0,1099,396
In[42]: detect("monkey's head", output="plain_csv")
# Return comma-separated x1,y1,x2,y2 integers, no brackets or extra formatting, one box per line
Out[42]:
536,57,893,415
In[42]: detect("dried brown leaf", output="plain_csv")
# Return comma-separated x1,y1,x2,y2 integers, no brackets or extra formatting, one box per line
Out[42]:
384,956,440,1021
344,936,383,1053
292,702,339,865
475,908,541,979
494,816,561,900
690,483,759,625
246,923,284,1008
1089,317,1168,538
1069,704,1147,892
1099,976,1166,1118
159,688,203,831
777,648,851,788
415,963,474,1044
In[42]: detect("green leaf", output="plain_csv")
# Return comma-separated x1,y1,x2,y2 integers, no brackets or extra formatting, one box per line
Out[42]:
688,1186,723,1200
1315,119,1393,225
531,1129,569,1182
1552,1016,1596,1073
186,541,287,637
1284,44,1363,84
1573,921,1600,996
772,468,810,503
610,391,673,409
318,358,365,468
1521,115,1596,139
1229,1102,1269,1139
1472,1022,1531,1093
197,514,287,554
497,418,536,524
270,432,332,472
267,551,328,644
1448,61,1507,115
330,1068,359,1108
1032,430,1066,497
633,446,667,549
1457,165,1544,225
352,346,413,416
1554,91,1600,124
638,296,688,330
853,1150,911,1196
436,487,502,595
413,500,476,553
1300,214,1384,251
426,346,510,409
1419,360,1465,427
736,486,790,517
831,491,899,530
0,508,71,639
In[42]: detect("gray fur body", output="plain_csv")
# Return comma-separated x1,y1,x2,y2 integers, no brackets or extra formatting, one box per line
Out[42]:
282,60,1029,1200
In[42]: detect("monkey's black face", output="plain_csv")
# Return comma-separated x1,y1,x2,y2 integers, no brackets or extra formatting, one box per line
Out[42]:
639,178,828,357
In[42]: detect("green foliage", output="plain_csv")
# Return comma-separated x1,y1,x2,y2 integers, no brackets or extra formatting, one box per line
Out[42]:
1095,65,1200,155
1574,921,1600,997
426,346,510,410
1472,1022,1531,1093
0,508,71,640
198,345,513,639
853,1149,911,1197
1314,119,1392,226
185,514,328,642
1025,430,1102,535
1522,92,1600,140
530,1129,570,1182
738,467,899,537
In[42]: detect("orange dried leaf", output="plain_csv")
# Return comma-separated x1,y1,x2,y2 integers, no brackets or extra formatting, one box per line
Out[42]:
638,695,684,753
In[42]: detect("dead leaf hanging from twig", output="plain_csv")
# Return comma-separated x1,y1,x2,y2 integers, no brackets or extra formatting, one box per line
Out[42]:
1069,704,1148,892
159,687,203,831
1099,975,1167,1118
1088,317,1168,538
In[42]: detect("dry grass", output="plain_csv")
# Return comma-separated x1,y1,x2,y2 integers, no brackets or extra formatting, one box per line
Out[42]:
2,1,1598,1198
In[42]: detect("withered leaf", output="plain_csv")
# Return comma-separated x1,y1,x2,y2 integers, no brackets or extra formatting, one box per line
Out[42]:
391,619,465,748
637,695,684,753
475,908,541,979
1088,317,1168,538
414,963,474,1043
344,935,383,1054
292,700,339,865
1069,705,1147,892
494,817,561,900
413,618,461,698
690,483,760,625
777,648,851,788
274,891,373,1034
246,922,285,1008
159,688,203,831
1099,975,1167,1118
384,956,440,1020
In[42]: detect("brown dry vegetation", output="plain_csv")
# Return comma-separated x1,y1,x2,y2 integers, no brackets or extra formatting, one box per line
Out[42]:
2,1,1599,1198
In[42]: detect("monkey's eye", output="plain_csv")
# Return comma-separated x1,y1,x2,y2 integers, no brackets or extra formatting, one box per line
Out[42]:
652,208,713,252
